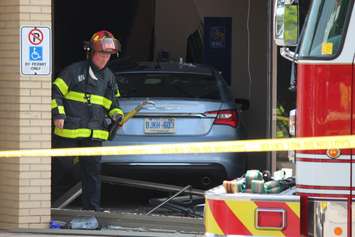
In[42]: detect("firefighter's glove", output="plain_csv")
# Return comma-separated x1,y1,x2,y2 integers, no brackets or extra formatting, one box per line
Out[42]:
111,113,123,124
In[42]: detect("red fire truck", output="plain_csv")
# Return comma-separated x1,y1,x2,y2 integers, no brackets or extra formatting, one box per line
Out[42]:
204,0,355,236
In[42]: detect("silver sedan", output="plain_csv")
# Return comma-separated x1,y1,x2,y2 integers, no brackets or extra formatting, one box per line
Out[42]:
103,61,249,189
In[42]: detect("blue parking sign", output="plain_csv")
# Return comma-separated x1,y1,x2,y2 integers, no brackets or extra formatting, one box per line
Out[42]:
29,46,43,61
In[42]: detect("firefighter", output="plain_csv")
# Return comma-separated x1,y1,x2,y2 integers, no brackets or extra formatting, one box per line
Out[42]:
51,30,124,211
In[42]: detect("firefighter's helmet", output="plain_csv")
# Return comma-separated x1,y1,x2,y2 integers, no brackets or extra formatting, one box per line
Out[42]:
90,30,121,54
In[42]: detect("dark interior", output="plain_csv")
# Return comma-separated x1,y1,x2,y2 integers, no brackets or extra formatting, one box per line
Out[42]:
53,0,155,77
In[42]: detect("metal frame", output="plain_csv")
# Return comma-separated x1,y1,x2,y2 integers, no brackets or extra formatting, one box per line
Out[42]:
53,175,205,209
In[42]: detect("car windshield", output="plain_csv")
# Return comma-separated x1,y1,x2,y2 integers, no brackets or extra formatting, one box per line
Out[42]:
298,0,352,58
116,73,222,100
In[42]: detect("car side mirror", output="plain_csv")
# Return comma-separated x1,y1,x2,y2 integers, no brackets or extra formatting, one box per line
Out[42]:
235,98,249,111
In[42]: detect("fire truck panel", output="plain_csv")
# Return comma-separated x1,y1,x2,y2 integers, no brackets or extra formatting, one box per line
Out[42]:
306,199,355,237
204,186,300,237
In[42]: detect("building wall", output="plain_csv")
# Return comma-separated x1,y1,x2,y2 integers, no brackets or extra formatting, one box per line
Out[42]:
0,0,51,228
125,0,155,61
155,0,200,61
155,0,269,169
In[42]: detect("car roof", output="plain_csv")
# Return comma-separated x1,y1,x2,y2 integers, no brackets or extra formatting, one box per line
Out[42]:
109,60,214,76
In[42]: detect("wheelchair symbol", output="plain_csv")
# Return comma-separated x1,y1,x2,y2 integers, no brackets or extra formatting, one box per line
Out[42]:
29,46,43,61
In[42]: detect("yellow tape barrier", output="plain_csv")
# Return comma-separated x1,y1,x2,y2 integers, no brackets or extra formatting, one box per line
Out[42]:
0,135,355,158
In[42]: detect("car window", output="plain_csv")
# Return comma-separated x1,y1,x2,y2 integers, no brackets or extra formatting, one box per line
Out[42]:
116,73,222,100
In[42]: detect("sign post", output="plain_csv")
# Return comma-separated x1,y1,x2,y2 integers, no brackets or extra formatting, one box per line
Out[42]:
20,26,51,76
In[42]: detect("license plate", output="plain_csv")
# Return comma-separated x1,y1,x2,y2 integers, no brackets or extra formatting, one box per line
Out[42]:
144,118,176,134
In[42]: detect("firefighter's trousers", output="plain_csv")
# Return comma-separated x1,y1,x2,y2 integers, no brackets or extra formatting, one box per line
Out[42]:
52,135,102,211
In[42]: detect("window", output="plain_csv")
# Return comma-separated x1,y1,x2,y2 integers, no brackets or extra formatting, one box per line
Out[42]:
299,0,352,58
116,73,221,100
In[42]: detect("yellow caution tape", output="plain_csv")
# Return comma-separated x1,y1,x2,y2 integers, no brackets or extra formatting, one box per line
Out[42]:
0,135,354,158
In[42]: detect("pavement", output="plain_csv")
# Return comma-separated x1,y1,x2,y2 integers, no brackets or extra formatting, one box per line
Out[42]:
0,229,203,237
0,231,99,237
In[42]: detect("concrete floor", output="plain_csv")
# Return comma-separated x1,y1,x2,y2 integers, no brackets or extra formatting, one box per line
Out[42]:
0,231,99,237
0,229,203,237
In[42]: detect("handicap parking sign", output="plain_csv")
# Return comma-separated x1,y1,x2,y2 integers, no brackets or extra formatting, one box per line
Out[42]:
29,46,43,61
21,26,51,75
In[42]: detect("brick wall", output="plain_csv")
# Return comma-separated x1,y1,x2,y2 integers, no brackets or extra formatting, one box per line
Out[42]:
0,0,51,229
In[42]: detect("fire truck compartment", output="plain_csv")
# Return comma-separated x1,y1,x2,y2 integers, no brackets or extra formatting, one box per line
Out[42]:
204,185,300,236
